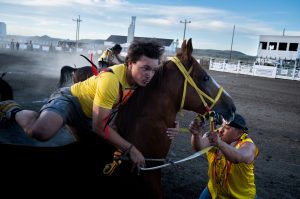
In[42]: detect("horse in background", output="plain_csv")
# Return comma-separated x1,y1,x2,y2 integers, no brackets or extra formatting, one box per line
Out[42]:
0,39,235,198
57,54,106,87
57,65,94,87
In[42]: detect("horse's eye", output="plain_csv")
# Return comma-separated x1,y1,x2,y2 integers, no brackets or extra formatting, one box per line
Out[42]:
203,75,210,82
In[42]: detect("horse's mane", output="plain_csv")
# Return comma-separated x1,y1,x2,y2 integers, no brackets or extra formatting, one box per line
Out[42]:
114,62,165,134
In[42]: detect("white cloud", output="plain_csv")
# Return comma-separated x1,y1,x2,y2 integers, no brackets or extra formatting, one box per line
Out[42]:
1,0,299,55
0,0,128,6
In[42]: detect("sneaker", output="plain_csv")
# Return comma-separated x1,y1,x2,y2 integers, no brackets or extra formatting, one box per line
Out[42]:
0,100,22,126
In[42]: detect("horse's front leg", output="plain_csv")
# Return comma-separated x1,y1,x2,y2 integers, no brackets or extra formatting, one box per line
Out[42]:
141,170,163,199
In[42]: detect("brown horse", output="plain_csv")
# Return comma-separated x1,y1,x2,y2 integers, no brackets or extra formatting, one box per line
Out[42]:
57,65,94,87
0,39,235,198
111,38,235,198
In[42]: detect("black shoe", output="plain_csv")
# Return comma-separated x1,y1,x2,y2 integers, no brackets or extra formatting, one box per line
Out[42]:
0,100,22,126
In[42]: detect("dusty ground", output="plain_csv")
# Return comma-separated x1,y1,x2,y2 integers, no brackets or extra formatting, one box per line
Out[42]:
0,49,299,199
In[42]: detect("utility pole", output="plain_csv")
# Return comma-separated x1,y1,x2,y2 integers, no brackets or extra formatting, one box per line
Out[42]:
229,25,235,62
180,19,191,41
73,15,82,50
283,28,285,36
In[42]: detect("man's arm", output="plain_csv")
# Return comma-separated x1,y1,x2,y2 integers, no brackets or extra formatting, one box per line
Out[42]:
115,54,124,63
92,105,145,168
218,140,256,164
189,119,210,151
208,132,256,164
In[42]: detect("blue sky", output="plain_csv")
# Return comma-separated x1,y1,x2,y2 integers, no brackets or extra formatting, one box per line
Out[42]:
0,0,299,55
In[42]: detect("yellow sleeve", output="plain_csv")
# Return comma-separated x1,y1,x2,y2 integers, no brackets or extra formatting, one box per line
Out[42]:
98,50,108,62
94,72,120,109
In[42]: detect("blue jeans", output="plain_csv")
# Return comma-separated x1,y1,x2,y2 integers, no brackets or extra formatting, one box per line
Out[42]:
199,186,259,199
199,187,211,199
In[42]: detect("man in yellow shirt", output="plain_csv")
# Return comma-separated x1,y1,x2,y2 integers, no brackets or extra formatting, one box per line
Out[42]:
98,43,124,68
189,114,259,199
0,40,165,170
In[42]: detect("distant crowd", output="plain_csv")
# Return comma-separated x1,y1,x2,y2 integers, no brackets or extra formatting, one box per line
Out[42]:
9,39,34,51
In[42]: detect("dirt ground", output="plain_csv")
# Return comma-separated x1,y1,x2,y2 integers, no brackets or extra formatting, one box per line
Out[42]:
0,49,299,199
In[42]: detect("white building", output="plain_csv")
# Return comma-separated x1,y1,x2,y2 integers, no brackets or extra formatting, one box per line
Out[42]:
127,16,136,44
256,35,300,64
209,34,300,81
0,22,6,37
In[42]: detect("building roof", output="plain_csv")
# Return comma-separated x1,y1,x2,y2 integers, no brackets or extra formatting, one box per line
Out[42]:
106,35,174,47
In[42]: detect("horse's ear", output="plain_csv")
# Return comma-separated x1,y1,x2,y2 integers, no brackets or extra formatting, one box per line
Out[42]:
186,38,193,57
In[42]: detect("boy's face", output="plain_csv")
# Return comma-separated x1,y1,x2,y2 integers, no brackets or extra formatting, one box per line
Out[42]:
128,55,160,87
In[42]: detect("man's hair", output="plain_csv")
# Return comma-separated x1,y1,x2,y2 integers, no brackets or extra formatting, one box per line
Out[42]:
112,44,122,52
126,40,164,64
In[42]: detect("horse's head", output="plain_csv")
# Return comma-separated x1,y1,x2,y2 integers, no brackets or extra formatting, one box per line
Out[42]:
167,38,235,122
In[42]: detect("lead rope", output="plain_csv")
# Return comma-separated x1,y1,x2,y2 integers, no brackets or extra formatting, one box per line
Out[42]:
102,113,214,174
140,113,215,171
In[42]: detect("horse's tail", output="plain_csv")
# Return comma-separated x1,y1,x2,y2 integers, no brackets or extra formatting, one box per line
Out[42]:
0,73,13,101
58,65,77,88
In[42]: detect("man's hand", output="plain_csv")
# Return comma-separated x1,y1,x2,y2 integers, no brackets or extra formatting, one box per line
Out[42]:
189,118,204,135
129,145,145,175
166,121,180,140
206,131,221,146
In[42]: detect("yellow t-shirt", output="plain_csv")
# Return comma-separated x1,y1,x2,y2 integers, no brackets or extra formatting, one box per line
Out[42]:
98,48,114,63
207,133,259,199
70,64,131,118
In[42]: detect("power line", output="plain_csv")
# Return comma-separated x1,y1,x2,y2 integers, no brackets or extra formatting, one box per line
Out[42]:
180,19,191,41
229,25,235,62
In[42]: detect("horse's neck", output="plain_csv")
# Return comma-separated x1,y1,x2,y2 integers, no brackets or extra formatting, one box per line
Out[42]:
141,66,184,123
125,70,183,158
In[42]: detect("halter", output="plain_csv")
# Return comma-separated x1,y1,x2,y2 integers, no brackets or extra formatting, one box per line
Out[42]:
171,56,224,117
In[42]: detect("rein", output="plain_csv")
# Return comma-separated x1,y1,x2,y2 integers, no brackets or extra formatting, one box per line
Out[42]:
80,54,99,75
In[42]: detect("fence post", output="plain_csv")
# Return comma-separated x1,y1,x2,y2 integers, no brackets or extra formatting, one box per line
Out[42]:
292,60,297,80
237,60,241,73
209,58,213,70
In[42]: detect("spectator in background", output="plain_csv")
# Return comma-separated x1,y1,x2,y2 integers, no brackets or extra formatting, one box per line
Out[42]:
16,42,20,51
98,44,124,69
10,39,15,51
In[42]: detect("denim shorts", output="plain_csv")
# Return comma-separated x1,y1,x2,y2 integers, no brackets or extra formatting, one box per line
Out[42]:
40,87,92,130
199,186,259,199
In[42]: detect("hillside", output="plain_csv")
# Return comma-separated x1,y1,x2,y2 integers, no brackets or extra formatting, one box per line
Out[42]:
193,49,256,62
3,34,255,62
